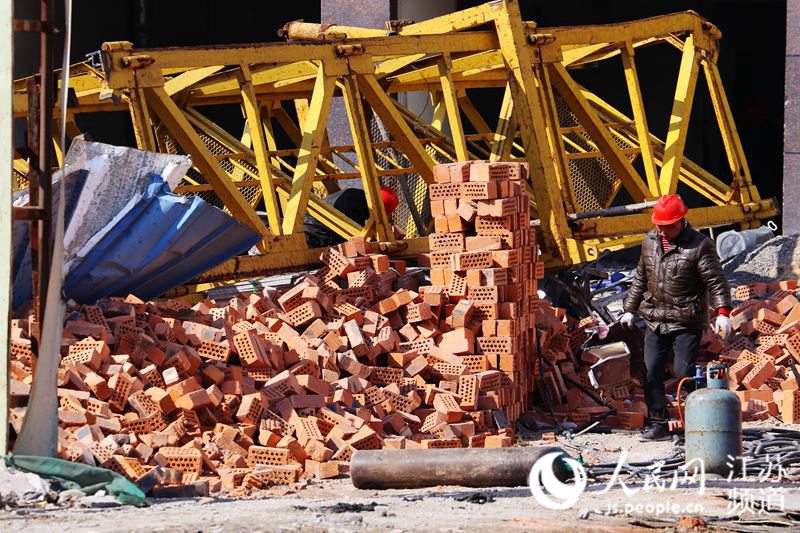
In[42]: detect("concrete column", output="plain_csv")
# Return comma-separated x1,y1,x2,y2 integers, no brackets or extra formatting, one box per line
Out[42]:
784,0,800,233
321,0,393,152
396,0,457,125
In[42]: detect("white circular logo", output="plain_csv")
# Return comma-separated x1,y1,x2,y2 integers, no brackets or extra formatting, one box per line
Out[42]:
529,452,587,510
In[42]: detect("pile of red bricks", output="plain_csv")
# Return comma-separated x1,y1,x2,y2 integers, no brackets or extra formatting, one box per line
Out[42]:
421,160,647,430
422,160,541,423
707,280,800,424
7,160,550,495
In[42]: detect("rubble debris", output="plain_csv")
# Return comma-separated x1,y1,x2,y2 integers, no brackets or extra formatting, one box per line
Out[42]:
4,455,146,506
723,233,800,289
321,501,378,513
8,160,551,496
528,308,648,431
454,492,496,504
0,469,51,507
704,279,800,424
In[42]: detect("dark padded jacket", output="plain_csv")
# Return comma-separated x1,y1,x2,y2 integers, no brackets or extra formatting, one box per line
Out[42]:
623,223,731,333
303,188,370,248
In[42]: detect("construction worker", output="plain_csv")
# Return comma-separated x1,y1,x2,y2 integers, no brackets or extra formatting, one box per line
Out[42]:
621,194,731,441
303,186,400,248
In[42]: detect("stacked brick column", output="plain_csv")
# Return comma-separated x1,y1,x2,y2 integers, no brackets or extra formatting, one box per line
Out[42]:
423,160,541,425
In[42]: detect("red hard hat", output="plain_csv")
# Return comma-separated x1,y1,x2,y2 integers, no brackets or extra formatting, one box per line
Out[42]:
651,194,688,225
380,186,399,215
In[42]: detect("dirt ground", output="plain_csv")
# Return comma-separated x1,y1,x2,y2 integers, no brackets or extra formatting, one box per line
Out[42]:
2,429,797,532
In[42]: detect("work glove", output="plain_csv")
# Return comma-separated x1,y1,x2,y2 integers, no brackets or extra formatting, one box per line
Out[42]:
714,315,731,340
620,312,635,328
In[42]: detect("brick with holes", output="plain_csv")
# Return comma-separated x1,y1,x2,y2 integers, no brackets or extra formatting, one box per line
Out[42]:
429,182,463,200
449,300,474,329
743,359,777,389
729,360,754,387
233,329,269,368
236,392,264,424
285,301,322,328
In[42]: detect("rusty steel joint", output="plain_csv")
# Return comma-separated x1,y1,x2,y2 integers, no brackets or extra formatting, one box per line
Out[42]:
336,44,366,58
529,33,556,45
121,55,156,69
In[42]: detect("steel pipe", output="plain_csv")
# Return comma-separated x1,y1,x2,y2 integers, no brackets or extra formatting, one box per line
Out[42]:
350,447,569,490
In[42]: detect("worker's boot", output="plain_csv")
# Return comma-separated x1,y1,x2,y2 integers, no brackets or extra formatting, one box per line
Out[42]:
639,422,671,442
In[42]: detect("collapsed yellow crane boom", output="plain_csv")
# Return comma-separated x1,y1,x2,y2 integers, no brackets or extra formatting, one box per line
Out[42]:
12,0,776,292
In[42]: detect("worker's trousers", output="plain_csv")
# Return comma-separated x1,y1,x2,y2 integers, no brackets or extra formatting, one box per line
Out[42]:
643,327,702,425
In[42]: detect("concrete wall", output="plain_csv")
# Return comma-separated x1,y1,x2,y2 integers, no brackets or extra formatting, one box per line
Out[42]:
785,0,800,233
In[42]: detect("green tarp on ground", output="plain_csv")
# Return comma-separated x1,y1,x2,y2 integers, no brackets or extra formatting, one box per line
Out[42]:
4,455,147,506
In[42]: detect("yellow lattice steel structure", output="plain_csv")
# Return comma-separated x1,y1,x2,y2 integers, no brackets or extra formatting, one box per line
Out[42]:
12,0,777,288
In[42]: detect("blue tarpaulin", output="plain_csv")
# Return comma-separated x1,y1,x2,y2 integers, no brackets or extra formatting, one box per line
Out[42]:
64,173,260,303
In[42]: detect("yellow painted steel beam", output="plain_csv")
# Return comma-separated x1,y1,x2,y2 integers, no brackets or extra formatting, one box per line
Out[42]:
281,63,338,234
559,37,668,68
548,62,650,203
387,50,503,85
544,11,719,50
658,34,701,195
490,82,516,162
101,33,502,89
128,86,157,151
492,0,571,262
571,200,777,239
579,85,731,205
192,63,317,97
620,41,659,196
267,101,342,185
561,43,612,66
174,108,366,242
164,65,224,96
341,70,393,242
239,64,282,235
430,90,446,132
703,60,758,204
437,54,469,161
355,63,436,185
143,85,272,242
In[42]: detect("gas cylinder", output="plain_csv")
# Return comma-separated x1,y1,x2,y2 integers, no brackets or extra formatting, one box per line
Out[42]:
684,362,742,477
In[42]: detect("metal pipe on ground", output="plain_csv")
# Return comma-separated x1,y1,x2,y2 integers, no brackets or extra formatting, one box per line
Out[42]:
350,447,569,490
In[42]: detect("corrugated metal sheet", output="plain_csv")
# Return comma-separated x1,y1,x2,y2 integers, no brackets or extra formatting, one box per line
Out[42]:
63,173,260,303
62,136,191,273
